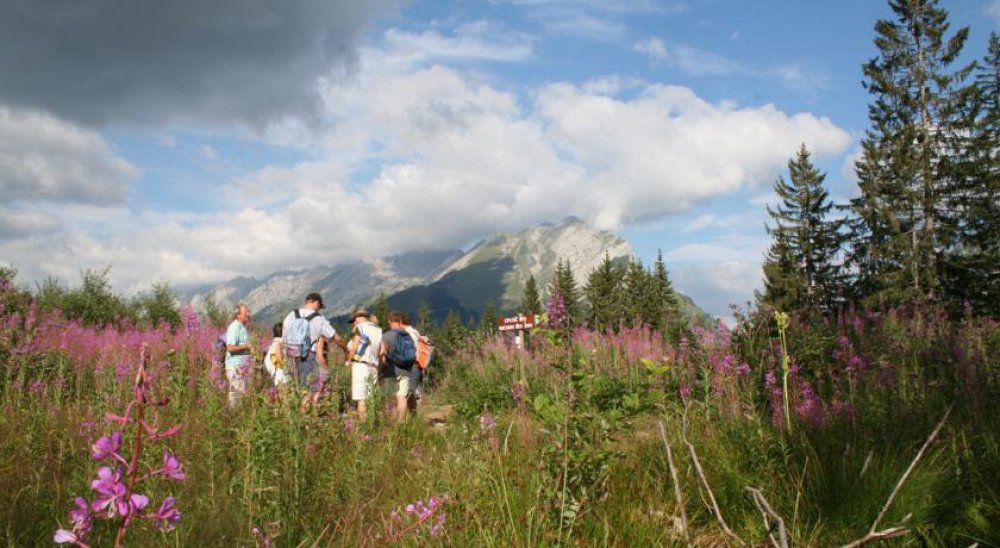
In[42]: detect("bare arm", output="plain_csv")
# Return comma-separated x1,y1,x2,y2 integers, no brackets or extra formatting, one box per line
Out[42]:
346,334,361,365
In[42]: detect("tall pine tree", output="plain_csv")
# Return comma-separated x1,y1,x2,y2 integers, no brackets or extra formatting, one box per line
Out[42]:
584,252,625,332
551,259,583,327
941,32,1000,314
762,145,843,311
848,0,976,303
521,274,543,315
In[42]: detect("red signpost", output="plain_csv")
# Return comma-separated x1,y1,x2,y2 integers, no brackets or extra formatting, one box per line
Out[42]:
498,313,539,349
497,314,538,331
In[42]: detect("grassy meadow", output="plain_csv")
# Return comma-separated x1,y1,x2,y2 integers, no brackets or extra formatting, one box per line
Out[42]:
0,280,998,546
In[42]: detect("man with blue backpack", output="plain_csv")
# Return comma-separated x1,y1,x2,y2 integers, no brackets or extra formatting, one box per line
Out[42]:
281,293,343,407
380,311,418,421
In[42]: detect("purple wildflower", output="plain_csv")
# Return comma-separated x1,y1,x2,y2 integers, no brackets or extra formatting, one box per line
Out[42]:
736,362,751,376
480,413,496,431
679,384,692,400
161,449,185,481
151,496,182,532
91,431,121,461
91,467,128,518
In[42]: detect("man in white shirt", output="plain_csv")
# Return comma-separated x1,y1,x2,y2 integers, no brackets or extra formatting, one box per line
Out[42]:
345,308,382,420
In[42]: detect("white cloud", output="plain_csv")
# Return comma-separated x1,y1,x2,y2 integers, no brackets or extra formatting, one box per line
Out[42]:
987,0,1000,23
376,23,535,68
1,41,851,299
0,105,138,204
633,37,739,75
681,213,717,233
499,0,685,41
634,37,668,60
673,260,762,320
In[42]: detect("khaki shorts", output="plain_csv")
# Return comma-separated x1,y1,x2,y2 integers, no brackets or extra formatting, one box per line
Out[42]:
351,362,378,401
384,371,413,397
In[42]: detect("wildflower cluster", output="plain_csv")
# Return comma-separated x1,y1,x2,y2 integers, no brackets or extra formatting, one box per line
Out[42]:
384,496,448,541
54,345,183,547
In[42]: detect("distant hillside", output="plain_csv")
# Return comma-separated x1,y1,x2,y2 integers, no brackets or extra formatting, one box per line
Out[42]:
182,217,711,325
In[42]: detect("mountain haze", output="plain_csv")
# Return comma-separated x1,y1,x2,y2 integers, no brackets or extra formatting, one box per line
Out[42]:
183,218,708,324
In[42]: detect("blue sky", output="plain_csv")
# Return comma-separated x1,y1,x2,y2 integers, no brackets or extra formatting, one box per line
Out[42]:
0,0,997,319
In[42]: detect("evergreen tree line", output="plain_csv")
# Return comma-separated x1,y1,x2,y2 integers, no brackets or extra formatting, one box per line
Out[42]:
528,253,681,335
761,0,998,316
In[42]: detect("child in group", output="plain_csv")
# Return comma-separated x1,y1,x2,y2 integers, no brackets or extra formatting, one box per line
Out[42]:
264,322,288,387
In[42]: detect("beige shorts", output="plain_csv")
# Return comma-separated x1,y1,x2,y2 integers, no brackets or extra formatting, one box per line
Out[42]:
351,362,378,401
383,372,413,398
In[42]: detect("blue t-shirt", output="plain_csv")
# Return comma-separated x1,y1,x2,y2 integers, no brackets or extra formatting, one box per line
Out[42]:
225,319,250,369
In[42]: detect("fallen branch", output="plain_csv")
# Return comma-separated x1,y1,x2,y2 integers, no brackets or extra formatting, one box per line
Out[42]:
841,404,954,548
658,420,690,546
746,487,789,548
680,406,745,545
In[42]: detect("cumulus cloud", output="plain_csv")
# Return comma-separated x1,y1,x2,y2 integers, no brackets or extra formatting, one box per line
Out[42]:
1,42,851,299
672,260,763,321
0,0,398,127
0,105,137,204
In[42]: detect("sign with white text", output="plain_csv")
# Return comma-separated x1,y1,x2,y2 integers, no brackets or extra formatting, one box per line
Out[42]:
498,313,538,331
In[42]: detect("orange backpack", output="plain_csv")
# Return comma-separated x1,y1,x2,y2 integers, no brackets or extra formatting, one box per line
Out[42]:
415,336,434,369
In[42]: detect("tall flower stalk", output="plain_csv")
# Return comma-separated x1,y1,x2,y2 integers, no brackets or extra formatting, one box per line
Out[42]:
55,344,184,547
774,311,792,432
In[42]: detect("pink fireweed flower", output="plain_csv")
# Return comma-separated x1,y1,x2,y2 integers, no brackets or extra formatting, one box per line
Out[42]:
53,529,80,545
91,432,122,461
161,449,185,481
128,493,150,515
90,467,128,518
679,384,692,400
479,413,496,431
151,496,181,532
69,497,91,535
736,362,751,376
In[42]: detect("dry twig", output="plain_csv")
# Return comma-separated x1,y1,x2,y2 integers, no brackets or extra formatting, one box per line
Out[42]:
658,420,690,546
746,487,789,548
680,406,745,546
841,404,954,548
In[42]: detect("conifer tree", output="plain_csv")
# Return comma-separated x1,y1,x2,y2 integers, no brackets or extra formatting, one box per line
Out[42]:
652,250,679,328
584,252,625,331
623,259,651,327
373,292,389,329
480,302,498,335
762,144,843,311
849,0,975,303
417,302,432,333
520,274,542,315
552,259,583,327
941,32,1000,314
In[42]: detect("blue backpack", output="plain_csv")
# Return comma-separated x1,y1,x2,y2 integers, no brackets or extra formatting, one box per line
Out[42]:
387,329,417,370
283,310,319,359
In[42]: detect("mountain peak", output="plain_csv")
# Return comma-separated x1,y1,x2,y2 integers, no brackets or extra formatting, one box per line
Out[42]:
185,217,635,322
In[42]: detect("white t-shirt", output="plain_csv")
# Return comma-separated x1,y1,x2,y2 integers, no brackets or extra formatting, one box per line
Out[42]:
281,308,336,353
351,320,383,365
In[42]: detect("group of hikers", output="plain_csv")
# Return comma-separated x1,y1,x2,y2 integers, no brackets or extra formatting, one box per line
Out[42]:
221,292,433,420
